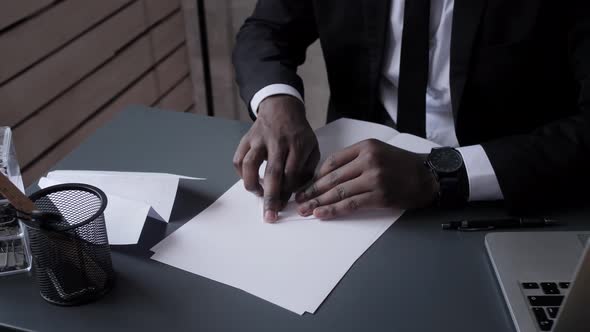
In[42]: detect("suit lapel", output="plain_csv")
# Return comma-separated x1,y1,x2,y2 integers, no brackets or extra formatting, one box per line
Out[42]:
363,0,392,122
450,0,487,119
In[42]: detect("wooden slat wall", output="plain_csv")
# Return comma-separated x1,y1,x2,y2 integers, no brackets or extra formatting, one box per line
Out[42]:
157,76,194,112
0,0,206,185
0,0,54,30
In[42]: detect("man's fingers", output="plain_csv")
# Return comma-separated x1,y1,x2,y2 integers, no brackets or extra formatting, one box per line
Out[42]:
296,158,362,203
297,176,369,217
312,192,376,220
263,151,287,223
316,144,361,179
232,140,250,178
242,147,265,196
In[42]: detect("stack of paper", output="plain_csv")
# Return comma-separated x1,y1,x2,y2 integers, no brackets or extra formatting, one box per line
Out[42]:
151,118,440,314
38,171,204,245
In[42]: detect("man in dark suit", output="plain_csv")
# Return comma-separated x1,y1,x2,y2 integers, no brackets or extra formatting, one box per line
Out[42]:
232,0,590,222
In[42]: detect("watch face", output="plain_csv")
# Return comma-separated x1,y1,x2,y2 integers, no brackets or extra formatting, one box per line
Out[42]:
429,148,463,173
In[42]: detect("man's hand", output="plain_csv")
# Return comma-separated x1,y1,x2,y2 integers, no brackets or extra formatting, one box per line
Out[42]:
233,95,320,223
295,139,439,219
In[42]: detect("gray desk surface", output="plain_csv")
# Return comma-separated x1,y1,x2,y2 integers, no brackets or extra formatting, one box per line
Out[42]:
1,106,589,332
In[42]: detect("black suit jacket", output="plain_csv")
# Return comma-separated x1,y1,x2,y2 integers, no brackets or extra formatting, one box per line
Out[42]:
233,0,590,210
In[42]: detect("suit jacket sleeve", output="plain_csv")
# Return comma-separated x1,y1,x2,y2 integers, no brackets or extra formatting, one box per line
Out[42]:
232,0,318,118
482,0,590,211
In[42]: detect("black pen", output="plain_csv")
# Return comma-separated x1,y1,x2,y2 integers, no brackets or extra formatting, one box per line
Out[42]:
441,217,560,231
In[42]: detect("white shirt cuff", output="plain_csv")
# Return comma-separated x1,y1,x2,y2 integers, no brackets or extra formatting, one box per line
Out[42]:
250,84,304,116
456,145,504,201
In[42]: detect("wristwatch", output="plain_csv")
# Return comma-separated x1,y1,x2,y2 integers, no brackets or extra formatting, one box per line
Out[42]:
425,147,469,207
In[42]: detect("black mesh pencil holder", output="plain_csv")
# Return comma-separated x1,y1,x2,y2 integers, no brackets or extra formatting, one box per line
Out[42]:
24,183,115,306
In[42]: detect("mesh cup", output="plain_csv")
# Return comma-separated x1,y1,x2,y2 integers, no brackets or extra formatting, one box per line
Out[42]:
26,183,115,306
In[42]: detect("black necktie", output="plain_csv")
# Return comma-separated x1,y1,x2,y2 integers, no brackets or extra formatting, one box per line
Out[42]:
397,0,431,138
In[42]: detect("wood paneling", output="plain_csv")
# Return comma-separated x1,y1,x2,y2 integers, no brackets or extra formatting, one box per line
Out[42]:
155,45,191,94
0,0,54,30
156,76,193,112
22,71,161,184
0,0,204,185
1,0,164,128
21,47,194,184
0,0,132,84
142,0,181,24
149,12,186,60
2,0,182,128
15,35,156,167
14,14,186,167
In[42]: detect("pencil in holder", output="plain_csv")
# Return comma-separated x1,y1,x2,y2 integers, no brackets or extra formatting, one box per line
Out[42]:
24,183,115,306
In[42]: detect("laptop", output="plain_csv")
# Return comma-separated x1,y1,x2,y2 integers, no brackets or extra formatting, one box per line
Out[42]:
486,231,590,332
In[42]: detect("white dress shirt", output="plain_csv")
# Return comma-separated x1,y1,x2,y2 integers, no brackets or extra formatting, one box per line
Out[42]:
249,0,504,201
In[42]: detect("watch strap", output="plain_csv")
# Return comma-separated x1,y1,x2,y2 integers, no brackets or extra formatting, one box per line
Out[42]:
437,165,469,207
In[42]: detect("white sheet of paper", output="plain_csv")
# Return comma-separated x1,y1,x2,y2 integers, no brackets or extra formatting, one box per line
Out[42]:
151,119,438,314
45,171,203,222
38,177,149,245
151,181,401,314
388,133,441,154
313,118,398,164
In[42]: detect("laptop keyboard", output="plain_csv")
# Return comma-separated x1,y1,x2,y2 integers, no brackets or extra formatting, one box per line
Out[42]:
521,281,571,331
